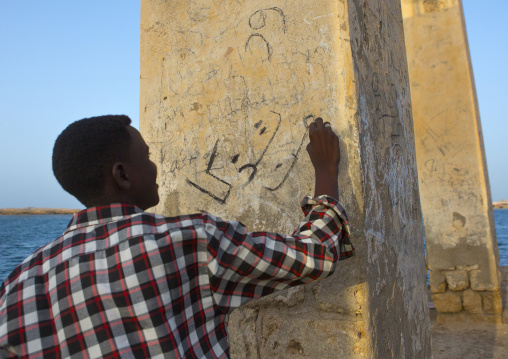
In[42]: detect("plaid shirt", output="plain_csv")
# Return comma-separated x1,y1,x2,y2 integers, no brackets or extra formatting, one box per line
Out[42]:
0,195,353,358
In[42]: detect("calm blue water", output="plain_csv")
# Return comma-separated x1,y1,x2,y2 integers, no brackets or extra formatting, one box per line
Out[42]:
1,210,508,284
0,215,73,283
495,209,508,266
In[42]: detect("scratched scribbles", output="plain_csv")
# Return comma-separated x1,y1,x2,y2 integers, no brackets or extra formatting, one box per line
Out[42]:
184,0,243,39
238,111,282,185
248,7,286,33
186,112,314,204
152,6,338,206
245,34,273,61
183,6,307,204
371,72,399,122
245,7,287,61
186,140,232,205
265,114,313,192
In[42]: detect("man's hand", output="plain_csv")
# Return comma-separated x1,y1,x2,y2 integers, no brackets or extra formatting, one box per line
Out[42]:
306,117,340,199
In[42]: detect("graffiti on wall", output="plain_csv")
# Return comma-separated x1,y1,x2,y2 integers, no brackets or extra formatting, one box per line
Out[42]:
144,5,340,205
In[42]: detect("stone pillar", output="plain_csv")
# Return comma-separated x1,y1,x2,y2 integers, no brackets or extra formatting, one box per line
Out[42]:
401,0,502,321
140,0,431,357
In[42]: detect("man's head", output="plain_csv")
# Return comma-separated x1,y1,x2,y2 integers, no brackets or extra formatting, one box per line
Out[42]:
52,115,159,210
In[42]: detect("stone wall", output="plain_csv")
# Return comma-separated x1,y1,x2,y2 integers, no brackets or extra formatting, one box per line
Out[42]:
430,266,502,319
401,0,502,322
140,0,431,357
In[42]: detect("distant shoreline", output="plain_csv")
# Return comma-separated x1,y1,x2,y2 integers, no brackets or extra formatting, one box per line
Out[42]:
493,201,508,210
1,202,507,214
0,208,83,215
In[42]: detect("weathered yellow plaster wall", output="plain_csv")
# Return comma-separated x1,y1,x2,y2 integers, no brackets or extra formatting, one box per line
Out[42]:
402,0,501,320
140,0,430,357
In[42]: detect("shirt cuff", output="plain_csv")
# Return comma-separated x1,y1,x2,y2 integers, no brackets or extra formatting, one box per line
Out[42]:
301,194,354,260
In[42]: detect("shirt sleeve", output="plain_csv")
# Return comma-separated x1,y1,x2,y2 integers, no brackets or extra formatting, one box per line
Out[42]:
203,195,353,313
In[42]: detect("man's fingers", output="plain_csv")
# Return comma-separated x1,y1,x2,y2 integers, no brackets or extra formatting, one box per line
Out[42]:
309,117,325,137
308,119,317,136
309,117,338,139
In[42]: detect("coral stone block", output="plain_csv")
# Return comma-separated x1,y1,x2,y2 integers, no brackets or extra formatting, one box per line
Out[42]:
432,292,462,313
482,291,503,315
462,289,482,314
444,270,469,291
429,270,447,293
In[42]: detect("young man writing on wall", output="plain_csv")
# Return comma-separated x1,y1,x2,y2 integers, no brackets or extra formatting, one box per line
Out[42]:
0,115,353,358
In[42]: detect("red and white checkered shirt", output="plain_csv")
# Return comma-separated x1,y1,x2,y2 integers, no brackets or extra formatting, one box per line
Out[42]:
0,195,353,358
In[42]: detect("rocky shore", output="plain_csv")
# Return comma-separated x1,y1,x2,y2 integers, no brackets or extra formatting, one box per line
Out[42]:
0,207,82,215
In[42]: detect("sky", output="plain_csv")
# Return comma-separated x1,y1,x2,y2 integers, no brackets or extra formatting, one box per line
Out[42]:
0,1,506,209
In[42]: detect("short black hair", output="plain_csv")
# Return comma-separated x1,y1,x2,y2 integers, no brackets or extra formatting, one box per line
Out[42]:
52,115,132,205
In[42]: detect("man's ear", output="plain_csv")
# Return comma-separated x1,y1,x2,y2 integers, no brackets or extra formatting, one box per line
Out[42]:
111,162,131,190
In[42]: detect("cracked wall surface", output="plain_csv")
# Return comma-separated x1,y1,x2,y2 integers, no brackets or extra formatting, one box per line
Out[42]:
140,0,431,357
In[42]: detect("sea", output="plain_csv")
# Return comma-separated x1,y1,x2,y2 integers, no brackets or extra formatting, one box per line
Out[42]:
1,210,508,284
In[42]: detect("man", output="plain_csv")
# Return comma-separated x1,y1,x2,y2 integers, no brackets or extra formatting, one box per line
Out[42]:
0,115,353,358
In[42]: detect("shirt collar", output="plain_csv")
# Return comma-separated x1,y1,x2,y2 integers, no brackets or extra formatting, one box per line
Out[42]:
65,203,145,233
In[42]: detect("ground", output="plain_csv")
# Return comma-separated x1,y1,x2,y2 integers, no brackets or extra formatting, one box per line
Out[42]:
430,266,508,359
430,311,508,359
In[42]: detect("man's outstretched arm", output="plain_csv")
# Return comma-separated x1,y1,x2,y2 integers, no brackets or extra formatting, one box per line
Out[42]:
204,117,353,313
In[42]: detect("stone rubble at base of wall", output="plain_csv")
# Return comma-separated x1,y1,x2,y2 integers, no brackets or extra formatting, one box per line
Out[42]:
430,267,503,316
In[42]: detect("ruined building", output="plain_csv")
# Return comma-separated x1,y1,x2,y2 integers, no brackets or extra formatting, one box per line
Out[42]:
139,0,500,357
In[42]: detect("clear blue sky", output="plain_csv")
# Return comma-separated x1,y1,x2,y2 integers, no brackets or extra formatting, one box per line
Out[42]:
0,1,506,209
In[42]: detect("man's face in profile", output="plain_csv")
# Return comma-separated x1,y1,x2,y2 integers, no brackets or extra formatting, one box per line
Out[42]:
123,126,160,210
